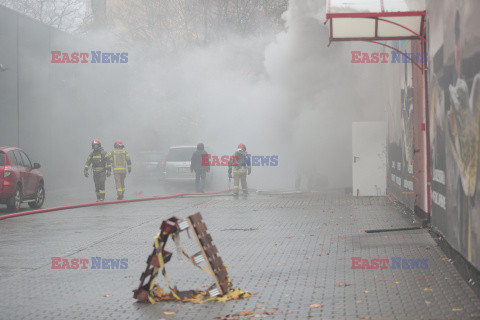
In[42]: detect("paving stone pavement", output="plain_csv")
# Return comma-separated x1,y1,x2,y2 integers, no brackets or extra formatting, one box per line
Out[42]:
0,191,479,320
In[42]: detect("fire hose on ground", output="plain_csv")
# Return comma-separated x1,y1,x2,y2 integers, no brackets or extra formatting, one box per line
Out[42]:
0,189,231,221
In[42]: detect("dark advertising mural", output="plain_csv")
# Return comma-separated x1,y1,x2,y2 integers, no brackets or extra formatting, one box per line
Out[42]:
387,41,415,210
428,0,480,269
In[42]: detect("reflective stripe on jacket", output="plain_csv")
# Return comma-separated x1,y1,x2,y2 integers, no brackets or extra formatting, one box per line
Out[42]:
107,149,131,171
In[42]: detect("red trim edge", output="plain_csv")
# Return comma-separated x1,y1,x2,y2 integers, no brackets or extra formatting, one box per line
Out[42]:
326,11,426,18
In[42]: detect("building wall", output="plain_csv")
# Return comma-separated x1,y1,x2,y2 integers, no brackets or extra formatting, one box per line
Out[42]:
427,0,480,270
387,0,480,271
386,40,416,210
0,6,128,189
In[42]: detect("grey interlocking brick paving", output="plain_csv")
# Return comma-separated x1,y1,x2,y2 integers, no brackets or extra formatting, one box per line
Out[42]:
0,191,479,320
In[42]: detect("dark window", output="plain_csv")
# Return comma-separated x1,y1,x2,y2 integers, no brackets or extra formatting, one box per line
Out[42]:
8,151,20,166
166,148,196,162
19,151,32,169
13,150,25,167
0,151,4,166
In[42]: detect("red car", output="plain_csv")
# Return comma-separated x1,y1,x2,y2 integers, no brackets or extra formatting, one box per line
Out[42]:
0,146,45,212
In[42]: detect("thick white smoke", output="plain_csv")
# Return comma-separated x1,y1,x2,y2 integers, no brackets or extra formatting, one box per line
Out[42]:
262,0,387,189
120,0,388,191
4,0,387,196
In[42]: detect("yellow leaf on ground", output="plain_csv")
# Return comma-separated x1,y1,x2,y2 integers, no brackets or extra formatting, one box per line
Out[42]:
423,288,433,291
310,304,323,308
364,291,370,294
244,311,255,315
164,312,175,315
452,308,463,311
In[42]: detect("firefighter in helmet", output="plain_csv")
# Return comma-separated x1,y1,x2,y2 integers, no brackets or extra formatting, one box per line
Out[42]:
106,140,132,200
228,143,251,195
84,139,111,201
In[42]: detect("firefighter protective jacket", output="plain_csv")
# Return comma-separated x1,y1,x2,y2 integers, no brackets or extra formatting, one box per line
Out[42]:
85,149,110,173
228,150,251,174
107,148,132,172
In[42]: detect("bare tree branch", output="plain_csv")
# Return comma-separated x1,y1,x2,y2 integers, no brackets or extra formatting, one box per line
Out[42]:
0,0,87,33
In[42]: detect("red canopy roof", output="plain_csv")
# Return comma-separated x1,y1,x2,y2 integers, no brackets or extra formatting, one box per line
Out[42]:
325,0,426,43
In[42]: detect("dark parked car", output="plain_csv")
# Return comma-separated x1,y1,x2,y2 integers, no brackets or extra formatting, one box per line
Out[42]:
0,146,45,212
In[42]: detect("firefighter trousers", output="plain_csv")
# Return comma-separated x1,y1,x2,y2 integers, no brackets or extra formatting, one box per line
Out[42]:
93,171,106,201
114,172,127,198
233,171,248,195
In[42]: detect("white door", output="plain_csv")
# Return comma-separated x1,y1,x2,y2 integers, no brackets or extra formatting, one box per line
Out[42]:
352,122,386,196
